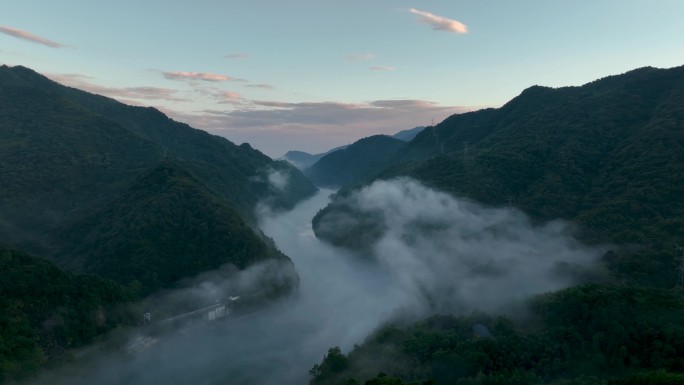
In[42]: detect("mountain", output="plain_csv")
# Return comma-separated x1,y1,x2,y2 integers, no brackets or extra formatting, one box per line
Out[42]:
282,150,323,170
0,245,135,382
282,127,423,170
391,126,425,141
304,135,406,188
310,284,684,385
309,64,684,385
58,162,292,295
0,64,316,291
314,65,684,286
281,145,349,170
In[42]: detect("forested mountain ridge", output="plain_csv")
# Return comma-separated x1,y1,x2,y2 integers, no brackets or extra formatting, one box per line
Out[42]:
305,135,406,187
310,65,684,385
0,64,315,259
58,161,293,295
0,65,316,215
0,64,313,381
0,246,136,382
314,65,684,286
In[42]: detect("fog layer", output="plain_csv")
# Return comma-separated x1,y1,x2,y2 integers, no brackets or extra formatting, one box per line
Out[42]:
31,178,604,385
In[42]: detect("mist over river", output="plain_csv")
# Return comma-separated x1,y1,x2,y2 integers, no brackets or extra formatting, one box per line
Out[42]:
33,181,602,385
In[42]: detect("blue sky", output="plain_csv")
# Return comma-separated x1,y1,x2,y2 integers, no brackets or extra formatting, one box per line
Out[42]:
2,0,684,156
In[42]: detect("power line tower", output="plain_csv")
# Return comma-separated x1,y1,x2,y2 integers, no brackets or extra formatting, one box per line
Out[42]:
431,125,444,156
675,245,684,294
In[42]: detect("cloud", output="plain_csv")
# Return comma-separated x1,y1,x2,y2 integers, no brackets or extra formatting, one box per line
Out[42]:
47,73,188,102
170,99,469,156
226,53,249,60
0,25,68,48
316,178,606,314
244,83,275,90
408,8,468,33
346,53,375,61
28,181,604,385
162,71,242,82
216,91,244,104
369,66,395,72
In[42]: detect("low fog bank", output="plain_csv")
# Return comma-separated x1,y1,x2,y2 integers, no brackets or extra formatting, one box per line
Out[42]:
343,178,607,314
27,178,605,385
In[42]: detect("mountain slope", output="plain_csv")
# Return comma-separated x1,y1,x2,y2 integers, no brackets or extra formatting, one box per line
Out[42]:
0,246,135,382
0,64,315,297
314,65,684,285
304,135,406,187
2,65,315,218
58,162,292,295
391,126,425,141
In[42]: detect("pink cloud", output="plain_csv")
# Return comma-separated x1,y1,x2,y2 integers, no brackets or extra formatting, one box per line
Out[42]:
163,71,240,82
369,66,396,72
408,8,468,34
0,25,67,48
169,99,471,157
47,73,188,102
244,83,275,90
216,91,244,104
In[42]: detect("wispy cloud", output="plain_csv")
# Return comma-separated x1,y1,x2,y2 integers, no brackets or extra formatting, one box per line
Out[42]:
408,8,468,34
369,66,395,72
216,91,244,104
162,71,243,82
244,83,275,90
346,52,375,61
171,99,469,156
0,25,68,48
47,73,188,103
226,53,249,60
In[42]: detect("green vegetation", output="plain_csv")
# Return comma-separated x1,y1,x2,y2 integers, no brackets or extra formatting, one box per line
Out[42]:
311,285,684,385
0,65,315,256
0,64,314,288
311,66,684,384
59,161,292,295
0,246,135,382
0,64,315,380
305,135,406,187
314,65,684,286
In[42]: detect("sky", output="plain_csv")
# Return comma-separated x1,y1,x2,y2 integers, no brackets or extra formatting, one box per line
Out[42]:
2,0,684,157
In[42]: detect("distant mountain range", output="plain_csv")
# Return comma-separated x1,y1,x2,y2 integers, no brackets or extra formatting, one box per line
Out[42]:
304,135,406,188
281,126,425,170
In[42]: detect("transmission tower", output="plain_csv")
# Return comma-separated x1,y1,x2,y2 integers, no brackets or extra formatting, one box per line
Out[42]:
431,125,444,155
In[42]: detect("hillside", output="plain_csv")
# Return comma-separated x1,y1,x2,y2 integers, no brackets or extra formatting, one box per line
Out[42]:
282,127,423,171
304,135,406,187
0,65,316,257
310,284,684,385
313,65,684,285
309,65,684,385
391,126,425,142
0,64,315,275
0,246,135,382
58,162,293,295
282,145,349,170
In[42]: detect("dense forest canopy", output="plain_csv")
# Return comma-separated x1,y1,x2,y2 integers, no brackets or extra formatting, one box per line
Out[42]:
0,65,315,381
310,65,684,384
